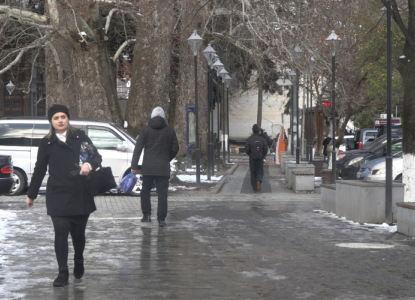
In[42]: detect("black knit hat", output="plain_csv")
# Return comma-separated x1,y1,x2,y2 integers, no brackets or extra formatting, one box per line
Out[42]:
48,104,70,121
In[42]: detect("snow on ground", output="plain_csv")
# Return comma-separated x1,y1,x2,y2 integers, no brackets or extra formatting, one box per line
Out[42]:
177,174,222,183
314,210,397,232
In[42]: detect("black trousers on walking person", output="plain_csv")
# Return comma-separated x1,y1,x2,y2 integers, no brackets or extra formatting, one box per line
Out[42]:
141,175,169,221
51,214,90,271
249,157,264,192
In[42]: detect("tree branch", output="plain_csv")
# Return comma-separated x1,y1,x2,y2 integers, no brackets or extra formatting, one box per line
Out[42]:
113,39,135,62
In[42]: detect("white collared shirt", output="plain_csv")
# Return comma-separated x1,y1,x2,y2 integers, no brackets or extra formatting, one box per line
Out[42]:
56,131,67,142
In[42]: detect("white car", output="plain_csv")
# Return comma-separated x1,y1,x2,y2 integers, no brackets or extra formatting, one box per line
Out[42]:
0,118,144,195
357,154,403,181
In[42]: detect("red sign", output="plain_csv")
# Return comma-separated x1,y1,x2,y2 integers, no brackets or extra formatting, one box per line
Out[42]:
374,118,401,129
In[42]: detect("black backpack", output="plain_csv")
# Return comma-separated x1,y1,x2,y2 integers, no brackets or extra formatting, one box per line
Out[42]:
250,140,264,159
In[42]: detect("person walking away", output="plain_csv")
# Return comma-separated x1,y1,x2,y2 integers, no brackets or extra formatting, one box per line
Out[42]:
245,124,268,192
131,106,179,227
26,104,102,287
322,134,332,162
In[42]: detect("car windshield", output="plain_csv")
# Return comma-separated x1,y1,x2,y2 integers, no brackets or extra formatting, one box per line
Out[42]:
362,136,386,150
112,123,136,144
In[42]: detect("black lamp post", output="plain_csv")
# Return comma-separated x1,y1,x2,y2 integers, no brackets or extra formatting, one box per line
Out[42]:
202,43,216,180
325,30,341,184
6,81,15,116
288,69,299,164
187,30,203,187
219,67,229,167
381,4,393,222
213,58,224,171
224,74,232,163
307,56,316,162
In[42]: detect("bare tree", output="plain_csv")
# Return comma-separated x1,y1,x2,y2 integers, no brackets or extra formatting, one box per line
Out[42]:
0,0,142,122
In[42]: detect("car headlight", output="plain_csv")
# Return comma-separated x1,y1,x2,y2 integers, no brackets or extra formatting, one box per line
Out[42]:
372,167,386,175
347,157,364,166
337,154,346,160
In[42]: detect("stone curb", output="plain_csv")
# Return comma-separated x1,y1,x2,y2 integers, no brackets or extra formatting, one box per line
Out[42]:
210,163,239,194
210,175,228,194
227,163,239,175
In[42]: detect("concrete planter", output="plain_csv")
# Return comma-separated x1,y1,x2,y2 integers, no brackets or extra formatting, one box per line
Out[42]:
292,170,315,193
396,202,415,237
281,156,295,174
285,163,314,189
321,184,336,213
335,180,405,224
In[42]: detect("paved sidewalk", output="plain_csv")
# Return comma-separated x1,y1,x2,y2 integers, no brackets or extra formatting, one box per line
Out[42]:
1,161,415,299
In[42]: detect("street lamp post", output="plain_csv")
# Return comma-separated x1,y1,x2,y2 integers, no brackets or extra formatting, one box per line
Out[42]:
288,69,299,164
325,30,341,184
383,3,393,222
224,74,232,163
6,81,15,116
187,30,203,188
219,68,229,167
307,56,316,162
213,59,224,171
202,43,216,180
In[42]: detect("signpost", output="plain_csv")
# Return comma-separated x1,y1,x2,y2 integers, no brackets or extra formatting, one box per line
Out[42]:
374,117,401,129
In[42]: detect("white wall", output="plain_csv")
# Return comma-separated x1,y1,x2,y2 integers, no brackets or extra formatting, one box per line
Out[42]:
223,90,291,140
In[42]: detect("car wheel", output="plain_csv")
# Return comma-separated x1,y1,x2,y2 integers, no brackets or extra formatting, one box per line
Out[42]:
129,174,143,196
10,170,26,195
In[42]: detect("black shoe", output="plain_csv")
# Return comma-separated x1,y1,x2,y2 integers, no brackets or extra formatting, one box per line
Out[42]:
141,214,151,222
158,220,166,227
73,258,84,279
53,270,69,287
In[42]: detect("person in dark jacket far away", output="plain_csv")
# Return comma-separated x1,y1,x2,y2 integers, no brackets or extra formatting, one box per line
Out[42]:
26,104,102,287
322,134,332,162
131,106,179,228
245,124,269,192
259,128,272,161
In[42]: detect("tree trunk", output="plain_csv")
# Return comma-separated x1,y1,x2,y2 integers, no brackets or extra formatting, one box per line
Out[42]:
45,3,122,124
126,2,174,137
399,32,415,201
257,79,263,127
127,0,208,155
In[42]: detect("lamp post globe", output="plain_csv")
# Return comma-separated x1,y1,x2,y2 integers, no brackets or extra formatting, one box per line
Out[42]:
6,81,15,116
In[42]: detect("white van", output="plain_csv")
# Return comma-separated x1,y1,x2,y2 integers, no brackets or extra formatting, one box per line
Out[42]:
0,118,143,195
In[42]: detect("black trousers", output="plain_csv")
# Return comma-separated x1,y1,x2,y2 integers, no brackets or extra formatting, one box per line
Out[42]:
51,214,90,271
249,157,264,191
141,175,169,221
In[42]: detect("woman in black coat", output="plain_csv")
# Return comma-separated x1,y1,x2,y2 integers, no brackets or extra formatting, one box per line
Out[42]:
26,104,102,287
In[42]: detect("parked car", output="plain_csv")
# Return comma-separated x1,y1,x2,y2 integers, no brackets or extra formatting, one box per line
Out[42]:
0,117,144,195
0,155,14,194
354,128,378,149
376,124,402,138
357,152,403,181
336,133,401,166
340,138,402,180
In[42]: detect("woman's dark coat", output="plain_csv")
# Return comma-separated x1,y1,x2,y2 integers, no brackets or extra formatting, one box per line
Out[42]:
131,116,179,177
28,129,102,217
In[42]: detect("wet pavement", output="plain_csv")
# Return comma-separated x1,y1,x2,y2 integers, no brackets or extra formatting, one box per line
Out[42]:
2,156,415,299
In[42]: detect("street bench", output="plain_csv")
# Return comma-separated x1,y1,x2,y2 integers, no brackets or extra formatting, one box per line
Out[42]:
397,202,415,237
292,170,315,193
